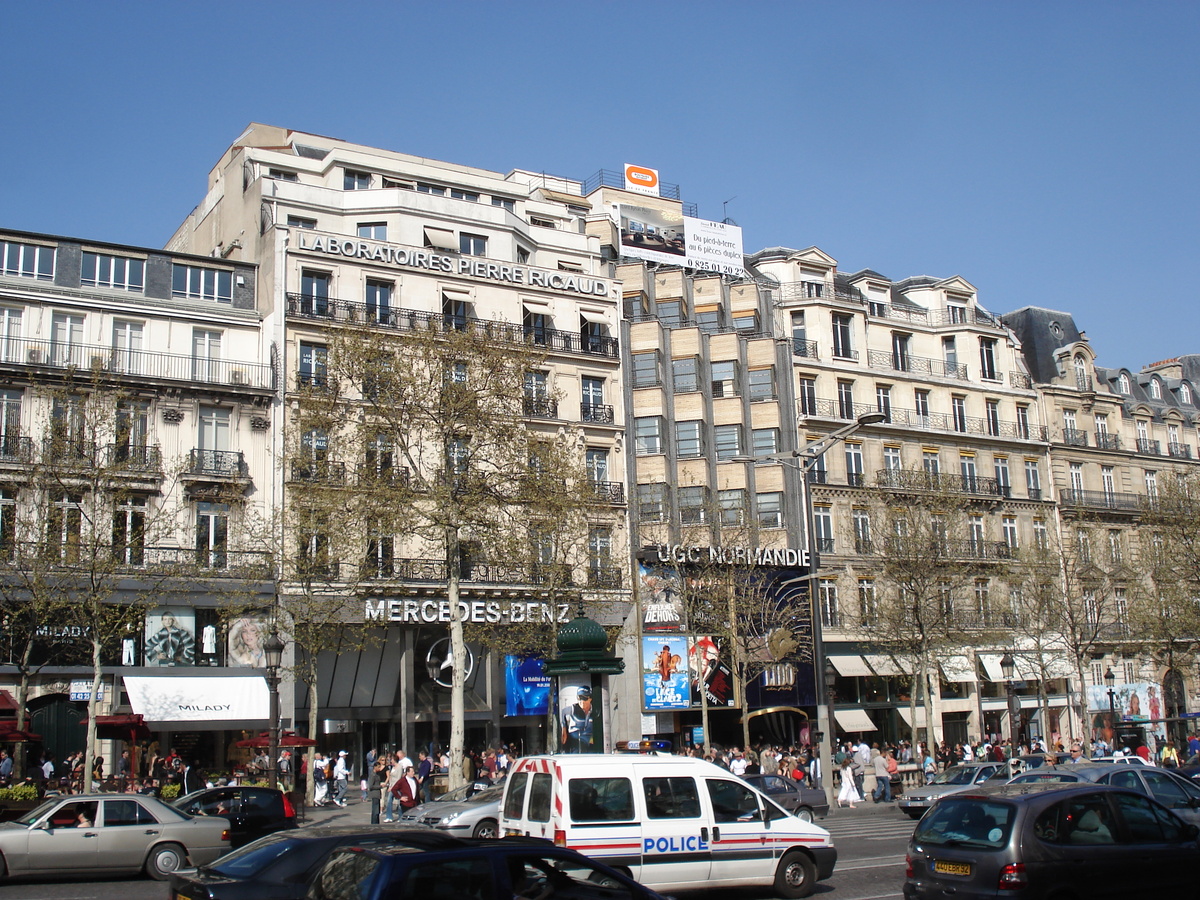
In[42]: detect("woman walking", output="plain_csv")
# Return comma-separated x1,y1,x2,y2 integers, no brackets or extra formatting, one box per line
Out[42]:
837,758,861,808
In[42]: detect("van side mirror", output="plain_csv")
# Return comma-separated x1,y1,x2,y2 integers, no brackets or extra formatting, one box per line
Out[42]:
761,806,771,827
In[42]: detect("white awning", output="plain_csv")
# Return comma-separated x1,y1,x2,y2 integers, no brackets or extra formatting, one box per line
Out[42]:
897,706,928,727
982,695,1071,711
579,309,608,325
834,708,877,732
940,655,978,683
865,655,905,676
522,298,551,310
424,227,458,252
124,675,269,730
978,654,1008,683
829,655,873,677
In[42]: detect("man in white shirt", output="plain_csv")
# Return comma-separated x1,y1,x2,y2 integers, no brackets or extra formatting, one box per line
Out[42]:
729,751,748,776
332,751,349,807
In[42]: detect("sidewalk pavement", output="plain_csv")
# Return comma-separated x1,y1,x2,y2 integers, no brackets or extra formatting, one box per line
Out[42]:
825,796,908,818
296,796,377,827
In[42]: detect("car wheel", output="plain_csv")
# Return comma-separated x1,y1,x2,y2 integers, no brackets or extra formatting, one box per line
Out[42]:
145,842,188,880
795,806,815,823
472,818,498,839
774,850,816,899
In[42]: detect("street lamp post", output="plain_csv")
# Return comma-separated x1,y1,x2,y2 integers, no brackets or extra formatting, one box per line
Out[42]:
1000,650,1017,748
265,630,285,789
1104,666,1117,755
733,410,885,808
425,651,443,757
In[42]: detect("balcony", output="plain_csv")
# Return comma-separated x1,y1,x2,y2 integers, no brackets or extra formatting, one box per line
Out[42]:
1095,433,1122,451
831,347,859,362
1061,429,1089,447
1136,438,1161,455
846,473,866,487
106,443,163,475
355,464,410,488
0,435,32,464
41,437,97,466
815,538,835,554
295,559,341,580
932,307,1004,328
880,537,1014,561
523,397,559,418
285,293,619,359
581,403,615,424
1059,489,1145,512
1010,372,1032,390
800,398,1046,441
288,460,348,484
588,480,626,504
587,566,624,589
792,339,819,359
1169,442,1193,459
866,350,969,381
182,449,252,498
875,468,1007,498
0,336,274,391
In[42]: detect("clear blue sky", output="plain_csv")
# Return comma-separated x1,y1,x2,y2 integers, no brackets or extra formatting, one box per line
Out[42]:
3,1,1197,370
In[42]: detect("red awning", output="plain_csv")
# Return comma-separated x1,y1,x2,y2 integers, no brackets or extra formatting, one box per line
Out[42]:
82,713,153,741
0,690,18,712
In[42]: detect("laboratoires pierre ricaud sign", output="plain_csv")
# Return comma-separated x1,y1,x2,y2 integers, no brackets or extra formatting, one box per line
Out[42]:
296,233,612,298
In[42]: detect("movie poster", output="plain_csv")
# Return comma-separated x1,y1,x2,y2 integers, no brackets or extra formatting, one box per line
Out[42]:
688,636,736,707
643,635,690,710
639,561,685,633
505,655,551,717
143,606,196,667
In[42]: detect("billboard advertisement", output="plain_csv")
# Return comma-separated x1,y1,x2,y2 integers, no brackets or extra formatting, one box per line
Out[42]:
1086,681,1166,743
624,163,660,196
643,635,690,710
688,636,736,708
144,606,196,667
505,654,551,717
558,683,598,752
616,203,746,276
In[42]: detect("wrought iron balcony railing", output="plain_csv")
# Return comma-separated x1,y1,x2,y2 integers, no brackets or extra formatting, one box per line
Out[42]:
1137,438,1161,455
799,397,1045,441
0,435,31,463
106,443,163,473
866,350,969,380
792,339,819,359
1169,442,1193,459
1062,428,1089,447
288,460,348,484
875,468,1007,498
1094,433,1121,451
588,480,626,504
1059,489,1144,512
587,566,624,589
286,293,619,359
581,403,615,424
186,449,249,478
523,397,559,418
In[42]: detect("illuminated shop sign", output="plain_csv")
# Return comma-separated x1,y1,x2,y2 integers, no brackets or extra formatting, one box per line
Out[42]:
646,544,810,568
365,598,573,625
295,233,611,297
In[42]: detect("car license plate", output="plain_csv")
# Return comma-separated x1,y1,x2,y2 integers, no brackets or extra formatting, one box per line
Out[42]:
934,860,972,876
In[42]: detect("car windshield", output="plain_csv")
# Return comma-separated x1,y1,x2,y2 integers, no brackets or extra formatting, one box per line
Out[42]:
14,799,59,826
465,786,503,805
934,767,979,786
914,797,1015,849
173,790,213,808
434,784,476,804
206,833,301,877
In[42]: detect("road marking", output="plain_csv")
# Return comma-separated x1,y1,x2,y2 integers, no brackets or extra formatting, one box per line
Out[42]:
837,859,906,871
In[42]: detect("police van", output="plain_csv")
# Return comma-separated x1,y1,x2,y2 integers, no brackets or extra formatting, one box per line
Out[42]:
500,747,836,898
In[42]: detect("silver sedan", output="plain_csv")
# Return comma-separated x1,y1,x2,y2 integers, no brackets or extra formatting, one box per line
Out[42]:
0,793,230,880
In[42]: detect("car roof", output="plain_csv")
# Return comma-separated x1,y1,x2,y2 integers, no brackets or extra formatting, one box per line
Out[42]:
289,823,459,841
951,782,1126,803
354,836,561,860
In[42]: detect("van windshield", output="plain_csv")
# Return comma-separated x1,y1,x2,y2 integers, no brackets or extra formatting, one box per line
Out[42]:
913,797,1015,850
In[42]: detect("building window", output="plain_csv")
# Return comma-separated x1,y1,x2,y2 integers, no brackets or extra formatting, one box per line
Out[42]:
1150,379,1162,400
837,381,855,419
711,361,739,398
357,222,387,240
673,357,699,393
365,528,394,578
111,320,144,374
587,527,612,581
694,305,723,333
114,400,149,460
365,280,392,323
1182,383,1193,405
0,240,54,280
267,168,298,182
492,196,515,212
960,454,978,491
968,515,985,553
994,456,1011,497
1077,529,1092,565
344,169,372,190
635,417,663,455
798,377,817,416
819,579,839,628
733,312,760,334
1002,517,1018,550
1025,459,1041,498
173,264,233,303
1101,466,1116,498
947,304,967,324
942,336,958,370
1016,405,1031,439
845,443,864,486
1145,470,1158,498
298,342,328,388
459,233,488,256
287,215,317,229
979,338,998,380
1033,518,1048,549
1118,373,1131,393
191,328,222,382
748,367,775,401
81,252,144,291
974,579,992,625
450,188,479,202
113,496,147,566
676,421,703,458
0,487,14,551
752,428,779,457
891,332,911,371
923,450,940,476
48,493,83,561
714,424,742,461
915,389,931,421
757,492,783,529
813,505,834,553
657,300,685,328
442,292,472,330
858,579,878,626
883,445,902,471
852,508,872,553
719,489,746,526
581,376,605,418
299,270,331,317
986,399,1000,436
952,396,967,432
416,182,445,196
631,351,660,387
678,486,708,525
637,483,667,522
0,306,21,363
0,390,21,459
832,314,854,358
585,447,610,486
875,384,892,422
447,438,470,476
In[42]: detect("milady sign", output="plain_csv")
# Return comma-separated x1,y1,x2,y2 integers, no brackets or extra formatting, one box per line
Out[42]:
295,233,611,298
366,598,573,625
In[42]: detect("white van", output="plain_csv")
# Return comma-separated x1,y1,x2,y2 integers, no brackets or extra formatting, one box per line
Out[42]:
500,752,837,898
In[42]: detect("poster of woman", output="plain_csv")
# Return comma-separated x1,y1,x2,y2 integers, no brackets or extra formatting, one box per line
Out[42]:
227,616,270,667
143,607,196,667
1086,681,1166,742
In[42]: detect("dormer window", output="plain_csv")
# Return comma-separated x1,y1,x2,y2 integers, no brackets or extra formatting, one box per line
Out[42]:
1182,383,1193,405
1073,355,1090,390
1150,379,1162,400
1118,373,1131,394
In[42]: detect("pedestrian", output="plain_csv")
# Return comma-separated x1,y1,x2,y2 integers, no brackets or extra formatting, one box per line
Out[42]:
383,752,403,822
922,748,937,785
852,741,868,798
333,750,350,806
837,758,860,808
367,758,385,824
872,748,892,803
417,750,434,803
312,752,328,806
391,765,421,815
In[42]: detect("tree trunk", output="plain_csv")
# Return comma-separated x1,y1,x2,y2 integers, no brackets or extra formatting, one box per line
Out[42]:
1073,660,1090,754
83,631,102,793
447,526,467,790
307,657,320,805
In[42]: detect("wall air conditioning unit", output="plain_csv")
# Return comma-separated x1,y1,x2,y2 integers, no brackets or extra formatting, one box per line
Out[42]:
26,349,41,364
229,369,248,385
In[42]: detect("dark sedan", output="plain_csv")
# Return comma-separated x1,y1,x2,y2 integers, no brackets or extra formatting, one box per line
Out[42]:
172,787,297,849
168,824,455,900
740,773,830,822
1008,762,1200,825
